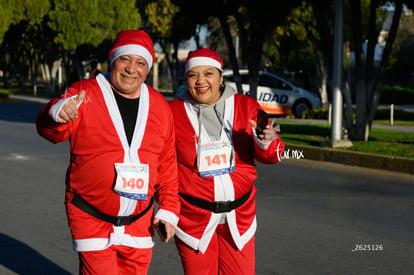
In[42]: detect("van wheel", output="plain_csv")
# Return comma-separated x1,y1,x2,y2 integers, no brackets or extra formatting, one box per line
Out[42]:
292,100,311,118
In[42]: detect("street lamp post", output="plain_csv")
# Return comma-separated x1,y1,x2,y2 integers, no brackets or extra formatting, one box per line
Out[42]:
330,0,353,148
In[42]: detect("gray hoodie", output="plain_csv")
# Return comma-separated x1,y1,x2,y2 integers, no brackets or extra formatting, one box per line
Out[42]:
177,85,236,141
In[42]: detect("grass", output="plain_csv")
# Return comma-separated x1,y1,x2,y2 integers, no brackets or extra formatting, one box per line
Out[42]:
373,120,414,127
277,122,414,159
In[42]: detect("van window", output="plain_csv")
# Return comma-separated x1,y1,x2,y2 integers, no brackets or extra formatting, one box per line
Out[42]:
259,75,291,90
224,73,250,84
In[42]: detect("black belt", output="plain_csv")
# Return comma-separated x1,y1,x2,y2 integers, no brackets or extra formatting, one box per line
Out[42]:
179,188,252,213
71,194,154,226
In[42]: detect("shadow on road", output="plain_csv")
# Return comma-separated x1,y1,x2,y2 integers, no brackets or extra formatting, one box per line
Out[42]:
0,101,44,123
0,233,71,274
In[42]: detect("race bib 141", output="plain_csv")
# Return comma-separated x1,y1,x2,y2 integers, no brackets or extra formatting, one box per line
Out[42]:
198,141,235,177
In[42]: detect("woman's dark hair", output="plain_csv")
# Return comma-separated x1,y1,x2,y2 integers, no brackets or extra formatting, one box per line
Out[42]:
218,69,225,93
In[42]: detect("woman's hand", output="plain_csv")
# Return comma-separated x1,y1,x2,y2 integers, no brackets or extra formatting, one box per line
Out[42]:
249,119,276,143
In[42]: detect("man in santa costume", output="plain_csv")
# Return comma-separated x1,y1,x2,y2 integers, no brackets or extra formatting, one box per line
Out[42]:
36,30,180,274
169,48,284,274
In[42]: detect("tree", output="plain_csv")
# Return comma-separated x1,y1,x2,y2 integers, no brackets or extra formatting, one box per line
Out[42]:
48,0,142,85
0,0,51,89
386,4,414,83
142,0,193,91
143,0,302,98
1,1,147,91
231,1,301,100
200,0,301,98
49,0,141,51
266,1,325,102
214,5,244,95
0,0,22,44
348,0,404,141
309,0,407,141
142,0,302,99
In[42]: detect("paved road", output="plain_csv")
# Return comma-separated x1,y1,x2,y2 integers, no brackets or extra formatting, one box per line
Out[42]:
1,101,414,274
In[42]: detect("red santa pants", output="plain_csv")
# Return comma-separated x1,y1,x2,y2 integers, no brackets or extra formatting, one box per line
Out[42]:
176,224,255,275
78,245,152,275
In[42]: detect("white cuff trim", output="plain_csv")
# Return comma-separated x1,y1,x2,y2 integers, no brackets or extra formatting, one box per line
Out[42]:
155,209,179,226
252,126,271,150
50,95,82,123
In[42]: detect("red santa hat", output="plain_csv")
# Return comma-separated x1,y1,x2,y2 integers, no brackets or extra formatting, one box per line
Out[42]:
109,30,156,71
184,48,223,74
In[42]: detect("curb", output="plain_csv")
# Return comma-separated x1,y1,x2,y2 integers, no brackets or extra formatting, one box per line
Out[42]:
284,143,414,175
9,94,51,104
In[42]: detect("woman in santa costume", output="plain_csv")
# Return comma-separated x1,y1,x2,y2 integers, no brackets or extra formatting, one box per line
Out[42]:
169,48,285,275
36,30,180,274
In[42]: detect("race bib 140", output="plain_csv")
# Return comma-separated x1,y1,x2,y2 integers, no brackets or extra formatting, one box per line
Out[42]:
114,163,149,200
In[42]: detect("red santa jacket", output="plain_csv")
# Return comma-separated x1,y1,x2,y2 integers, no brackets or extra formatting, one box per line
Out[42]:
169,90,284,253
36,74,179,252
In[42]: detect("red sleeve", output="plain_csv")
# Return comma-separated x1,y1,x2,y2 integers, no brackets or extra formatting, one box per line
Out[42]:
152,96,180,218
240,95,285,164
253,131,285,164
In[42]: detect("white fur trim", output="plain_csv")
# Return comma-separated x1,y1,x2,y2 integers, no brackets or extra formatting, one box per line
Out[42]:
252,126,272,150
155,209,179,226
110,44,153,70
175,214,257,253
73,235,154,252
185,56,222,73
73,238,111,252
175,227,199,251
50,94,83,123
50,96,73,123
96,73,150,217
227,213,257,251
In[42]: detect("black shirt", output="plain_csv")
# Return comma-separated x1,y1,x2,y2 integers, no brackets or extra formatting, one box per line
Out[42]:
112,89,139,145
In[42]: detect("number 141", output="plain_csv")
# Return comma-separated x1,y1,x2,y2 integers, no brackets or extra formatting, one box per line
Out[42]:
205,154,227,166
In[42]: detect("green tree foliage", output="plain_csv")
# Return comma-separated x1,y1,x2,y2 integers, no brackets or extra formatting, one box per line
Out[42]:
0,0,51,88
268,1,319,73
0,0,143,90
22,0,51,25
231,0,301,99
142,0,199,90
47,0,142,85
0,1,18,44
145,0,179,38
48,0,141,51
387,8,414,82
0,0,49,44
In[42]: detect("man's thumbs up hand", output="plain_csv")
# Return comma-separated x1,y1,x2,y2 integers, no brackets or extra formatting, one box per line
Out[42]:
56,90,86,123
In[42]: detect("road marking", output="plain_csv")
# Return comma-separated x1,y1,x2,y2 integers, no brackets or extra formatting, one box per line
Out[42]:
2,153,31,161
